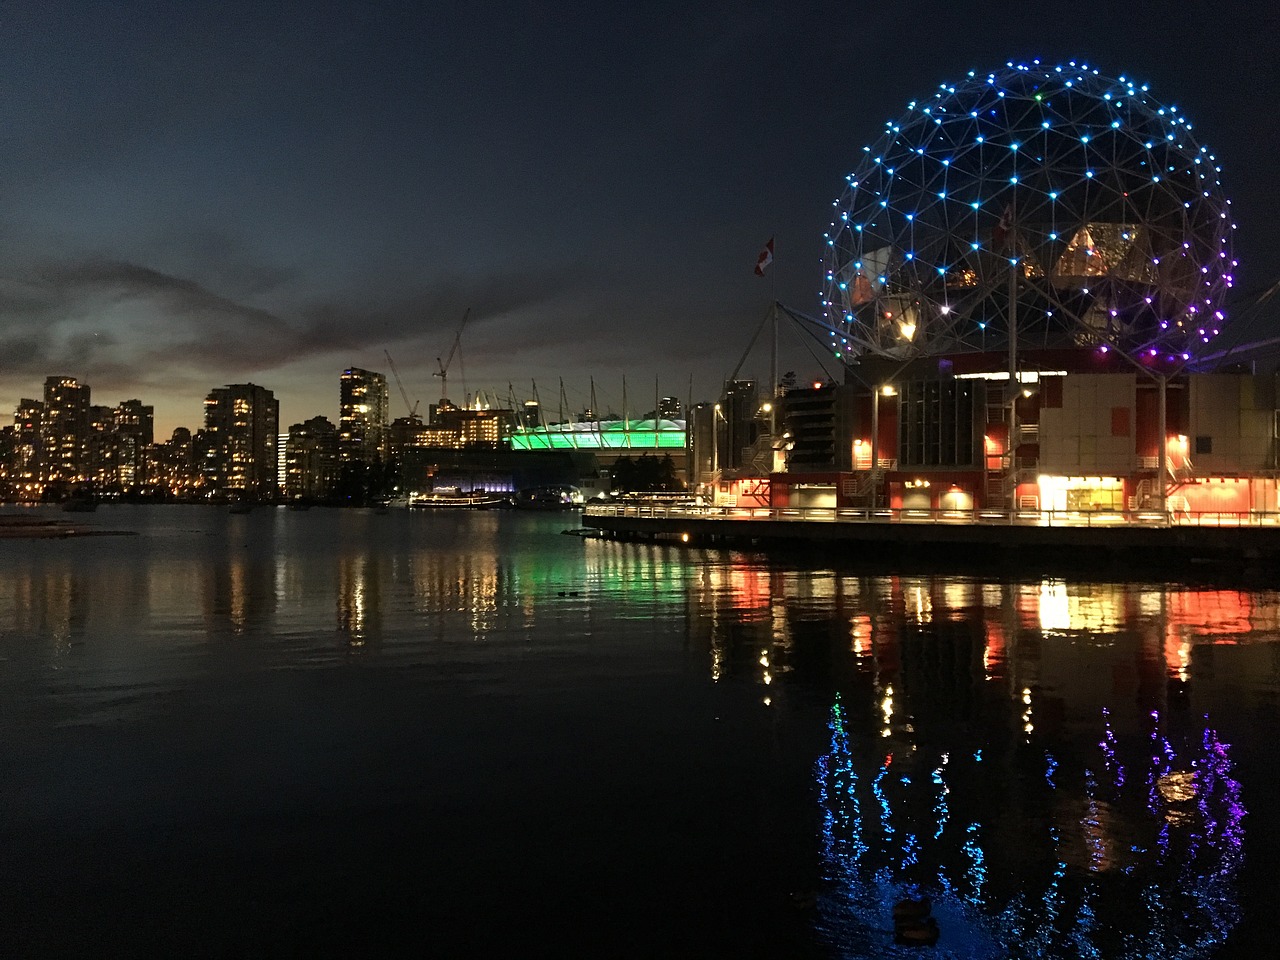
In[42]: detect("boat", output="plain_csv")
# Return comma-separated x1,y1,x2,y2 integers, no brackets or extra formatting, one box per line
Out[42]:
408,491,509,509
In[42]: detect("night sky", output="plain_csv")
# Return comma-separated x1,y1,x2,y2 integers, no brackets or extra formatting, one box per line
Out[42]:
2,1,1277,436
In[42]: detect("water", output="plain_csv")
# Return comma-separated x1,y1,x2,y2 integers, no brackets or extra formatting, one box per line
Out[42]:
1,504,1277,957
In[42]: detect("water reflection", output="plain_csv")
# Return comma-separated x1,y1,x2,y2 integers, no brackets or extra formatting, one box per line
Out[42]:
0,509,1275,954
686,570,1260,958
338,553,382,650
816,696,1243,958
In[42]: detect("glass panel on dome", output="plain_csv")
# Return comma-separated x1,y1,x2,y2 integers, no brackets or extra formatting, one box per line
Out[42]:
1053,223,1141,279
836,245,891,315
1111,226,1158,284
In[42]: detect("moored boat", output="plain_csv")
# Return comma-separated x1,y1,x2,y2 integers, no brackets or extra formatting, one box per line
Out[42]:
409,491,509,509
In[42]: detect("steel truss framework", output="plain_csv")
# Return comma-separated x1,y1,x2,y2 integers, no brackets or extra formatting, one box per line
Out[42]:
821,61,1236,371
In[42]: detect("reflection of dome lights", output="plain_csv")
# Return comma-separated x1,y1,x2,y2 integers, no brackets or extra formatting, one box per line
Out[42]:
817,698,1245,957
821,61,1235,364
1157,769,1198,804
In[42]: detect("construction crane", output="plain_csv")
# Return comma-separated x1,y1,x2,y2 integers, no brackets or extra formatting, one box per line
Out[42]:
383,350,419,420
433,308,470,405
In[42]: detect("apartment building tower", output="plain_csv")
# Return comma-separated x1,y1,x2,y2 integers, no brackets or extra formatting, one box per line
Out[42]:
339,367,389,464
202,383,279,499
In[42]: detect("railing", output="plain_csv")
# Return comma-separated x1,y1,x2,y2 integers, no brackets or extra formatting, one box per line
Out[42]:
584,501,1280,529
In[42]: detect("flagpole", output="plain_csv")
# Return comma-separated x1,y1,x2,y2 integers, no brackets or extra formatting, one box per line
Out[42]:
771,236,777,415
1007,195,1019,515
755,236,779,437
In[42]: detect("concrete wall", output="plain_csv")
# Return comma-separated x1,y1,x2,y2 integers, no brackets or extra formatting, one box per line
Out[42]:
1188,375,1276,472
1038,373,1137,475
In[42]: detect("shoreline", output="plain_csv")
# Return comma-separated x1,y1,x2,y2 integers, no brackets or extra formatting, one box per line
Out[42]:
0,516,135,539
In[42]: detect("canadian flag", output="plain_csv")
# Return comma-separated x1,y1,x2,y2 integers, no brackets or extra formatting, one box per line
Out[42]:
754,238,774,276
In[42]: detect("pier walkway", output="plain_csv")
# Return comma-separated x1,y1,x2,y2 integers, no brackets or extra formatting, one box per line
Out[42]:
581,502,1280,571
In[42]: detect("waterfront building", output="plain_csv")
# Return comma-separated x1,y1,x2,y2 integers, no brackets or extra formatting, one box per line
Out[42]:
276,434,288,498
144,427,202,498
113,399,154,447
339,367,389,464
41,376,91,486
417,398,513,448
387,414,428,460
398,446,606,498
86,399,155,491
284,416,339,500
202,383,279,499
755,63,1271,521
2,399,43,498
769,358,1280,515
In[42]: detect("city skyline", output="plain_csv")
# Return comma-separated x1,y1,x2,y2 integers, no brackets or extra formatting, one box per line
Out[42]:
2,2,1277,436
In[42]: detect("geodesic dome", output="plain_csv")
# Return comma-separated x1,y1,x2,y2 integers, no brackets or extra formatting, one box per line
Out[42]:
820,61,1236,367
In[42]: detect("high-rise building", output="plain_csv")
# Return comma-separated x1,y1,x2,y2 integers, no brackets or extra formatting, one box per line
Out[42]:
413,399,513,448
658,396,682,421
146,427,200,498
203,383,279,499
113,400,154,446
41,376,90,484
7,399,43,495
721,379,759,471
688,402,716,487
339,367,389,464
520,400,542,430
284,416,339,500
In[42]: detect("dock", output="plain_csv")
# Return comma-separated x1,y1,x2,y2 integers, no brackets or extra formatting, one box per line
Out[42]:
582,503,1280,572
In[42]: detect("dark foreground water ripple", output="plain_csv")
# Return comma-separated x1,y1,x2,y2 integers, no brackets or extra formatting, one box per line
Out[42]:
1,504,1277,957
